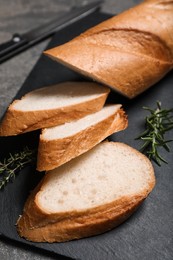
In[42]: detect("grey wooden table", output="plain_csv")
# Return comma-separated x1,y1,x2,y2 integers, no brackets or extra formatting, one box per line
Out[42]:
0,0,140,259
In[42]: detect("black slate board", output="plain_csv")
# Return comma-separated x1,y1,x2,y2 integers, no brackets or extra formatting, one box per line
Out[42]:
0,11,173,260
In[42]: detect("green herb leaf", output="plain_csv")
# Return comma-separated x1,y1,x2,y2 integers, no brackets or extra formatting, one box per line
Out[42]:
136,101,173,166
0,147,36,190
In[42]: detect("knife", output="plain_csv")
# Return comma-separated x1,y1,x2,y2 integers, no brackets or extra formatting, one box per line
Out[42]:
0,0,103,64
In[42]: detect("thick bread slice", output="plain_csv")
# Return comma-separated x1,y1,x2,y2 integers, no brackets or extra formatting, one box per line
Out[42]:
44,0,173,98
0,82,110,136
17,141,155,243
37,104,127,171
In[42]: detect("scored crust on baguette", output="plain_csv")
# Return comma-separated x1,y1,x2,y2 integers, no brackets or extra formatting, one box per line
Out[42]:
37,104,127,171
0,82,110,136
17,141,155,243
44,0,173,98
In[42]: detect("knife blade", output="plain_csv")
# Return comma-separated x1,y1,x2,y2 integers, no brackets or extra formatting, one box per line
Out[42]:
0,0,103,64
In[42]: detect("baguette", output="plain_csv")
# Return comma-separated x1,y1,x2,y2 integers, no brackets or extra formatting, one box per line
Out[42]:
17,141,155,243
0,82,110,136
37,104,127,171
44,0,173,98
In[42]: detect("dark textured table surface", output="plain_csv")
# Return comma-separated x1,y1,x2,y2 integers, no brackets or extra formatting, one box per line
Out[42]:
0,0,150,259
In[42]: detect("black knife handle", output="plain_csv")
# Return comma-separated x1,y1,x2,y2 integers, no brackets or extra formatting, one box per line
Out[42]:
0,34,28,57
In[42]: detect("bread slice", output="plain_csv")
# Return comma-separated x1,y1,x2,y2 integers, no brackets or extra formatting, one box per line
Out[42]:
17,141,155,243
44,0,173,98
0,82,110,136
37,104,127,171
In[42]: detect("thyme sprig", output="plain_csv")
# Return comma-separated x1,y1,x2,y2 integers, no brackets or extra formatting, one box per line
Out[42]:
0,147,36,190
136,101,173,166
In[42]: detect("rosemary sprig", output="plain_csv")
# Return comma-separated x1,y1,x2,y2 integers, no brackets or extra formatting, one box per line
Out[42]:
136,101,173,166
0,147,36,190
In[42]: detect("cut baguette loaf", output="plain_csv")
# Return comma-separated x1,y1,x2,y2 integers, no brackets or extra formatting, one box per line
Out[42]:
44,0,173,98
0,82,110,136
17,141,155,243
37,104,127,171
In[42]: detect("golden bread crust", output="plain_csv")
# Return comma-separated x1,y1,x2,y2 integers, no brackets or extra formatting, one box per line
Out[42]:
37,109,128,171
45,0,173,98
17,142,155,242
0,88,109,136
